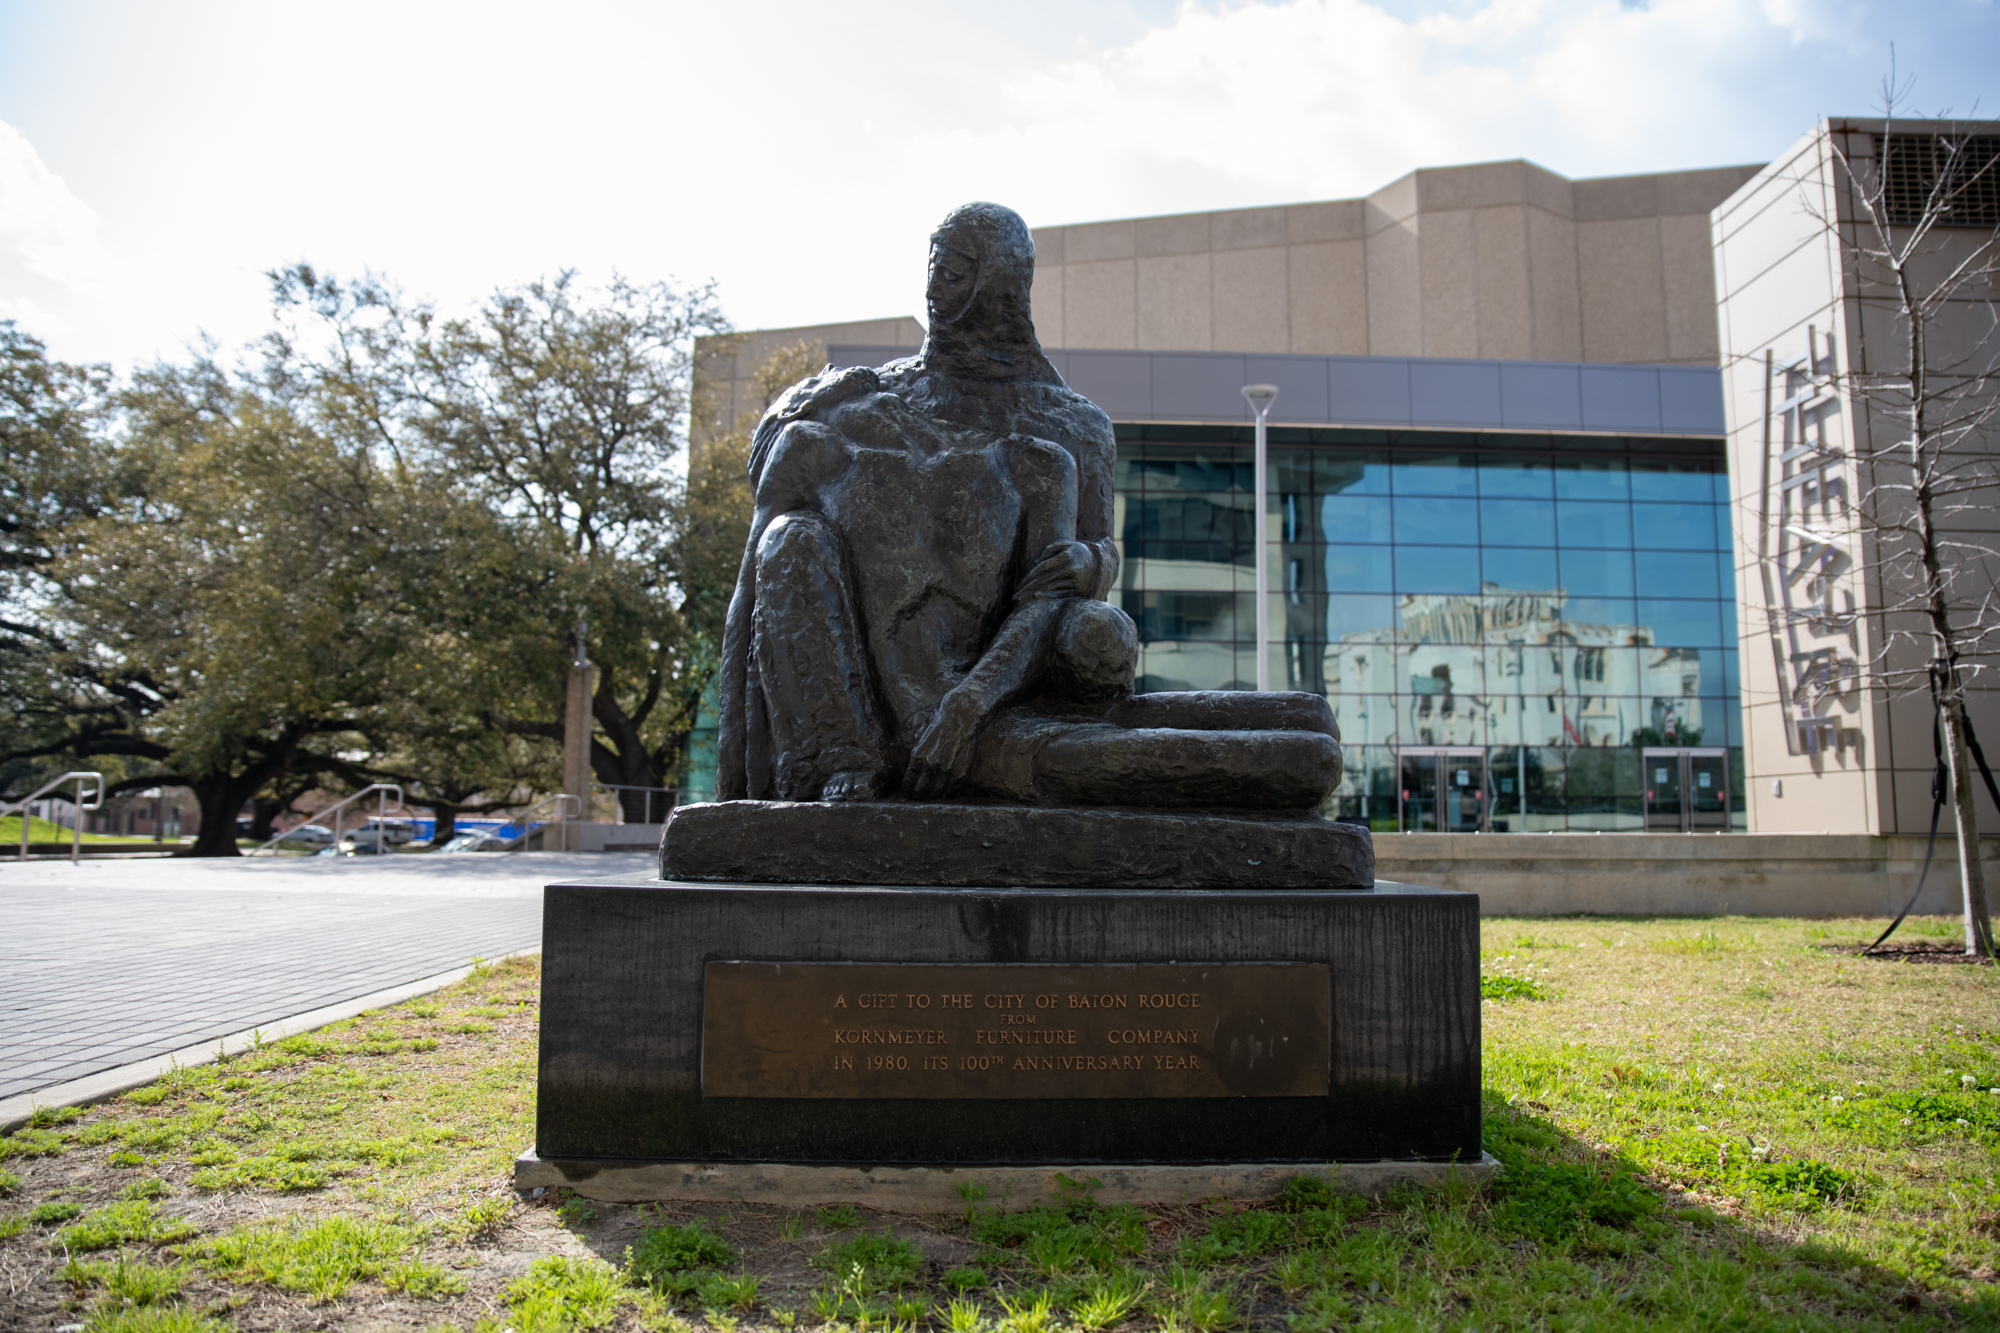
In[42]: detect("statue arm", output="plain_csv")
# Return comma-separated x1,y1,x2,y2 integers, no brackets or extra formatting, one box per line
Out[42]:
1014,412,1119,600
906,437,1078,800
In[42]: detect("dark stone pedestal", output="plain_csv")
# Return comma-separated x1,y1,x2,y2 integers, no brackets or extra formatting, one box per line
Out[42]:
660,801,1374,889
536,875,1480,1166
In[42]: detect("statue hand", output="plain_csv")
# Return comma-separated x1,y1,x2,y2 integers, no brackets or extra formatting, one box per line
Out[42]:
1017,540,1094,600
906,691,983,800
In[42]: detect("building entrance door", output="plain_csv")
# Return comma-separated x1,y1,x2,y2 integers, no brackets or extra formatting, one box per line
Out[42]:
1643,748,1730,832
1399,748,1487,832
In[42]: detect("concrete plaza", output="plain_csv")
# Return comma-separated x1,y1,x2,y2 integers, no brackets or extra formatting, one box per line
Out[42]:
0,851,648,1109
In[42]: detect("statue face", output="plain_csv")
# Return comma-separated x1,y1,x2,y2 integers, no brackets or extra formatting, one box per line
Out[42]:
926,240,981,326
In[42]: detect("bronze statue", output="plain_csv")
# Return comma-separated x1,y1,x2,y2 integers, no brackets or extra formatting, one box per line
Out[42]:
712,203,1339,811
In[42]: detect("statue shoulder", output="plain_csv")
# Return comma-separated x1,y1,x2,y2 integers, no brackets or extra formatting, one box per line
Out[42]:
750,365,882,483
1028,382,1115,464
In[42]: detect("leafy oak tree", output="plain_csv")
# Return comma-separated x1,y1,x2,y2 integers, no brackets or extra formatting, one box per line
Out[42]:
265,266,739,820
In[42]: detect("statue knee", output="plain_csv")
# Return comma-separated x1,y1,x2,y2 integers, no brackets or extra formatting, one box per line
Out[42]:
1050,600,1137,705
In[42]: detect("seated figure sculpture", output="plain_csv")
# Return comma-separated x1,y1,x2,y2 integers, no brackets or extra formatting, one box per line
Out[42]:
712,203,1341,814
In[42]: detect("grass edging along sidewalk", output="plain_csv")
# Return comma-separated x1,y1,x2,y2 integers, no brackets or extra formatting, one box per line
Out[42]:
0,918,1996,1332
0,949,542,1134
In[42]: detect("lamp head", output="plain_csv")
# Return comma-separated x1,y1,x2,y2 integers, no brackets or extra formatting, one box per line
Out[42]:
1241,383,1279,411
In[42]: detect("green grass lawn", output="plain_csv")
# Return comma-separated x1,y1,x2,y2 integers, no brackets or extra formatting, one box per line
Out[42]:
0,917,1994,1331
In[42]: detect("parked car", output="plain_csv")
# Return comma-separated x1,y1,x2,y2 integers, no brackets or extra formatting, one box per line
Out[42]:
274,823,335,846
360,816,417,845
334,827,399,855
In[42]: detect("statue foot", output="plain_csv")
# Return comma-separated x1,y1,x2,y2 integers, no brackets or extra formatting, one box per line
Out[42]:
820,770,887,802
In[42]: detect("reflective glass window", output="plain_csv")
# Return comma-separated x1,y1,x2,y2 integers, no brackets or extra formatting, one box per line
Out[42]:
1324,545,1394,593
1136,642,1240,692
1638,598,1726,646
1558,548,1635,597
1124,493,1252,543
1557,499,1633,548
1563,595,1637,630
1479,497,1557,545
1554,458,1631,500
1636,550,1721,598
1394,546,1483,595
1320,493,1392,544
1316,453,1391,494
1324,594,1397,644
1392,453,1480,496
1279,545,1324,595
1477,454,1555,497
1630,461,1716,503
1118,543,1245,589
1123,590,1248,642
1394,495,1480,544
1130,445,1249,493
1632,501,1716,549
1483,547,1558,591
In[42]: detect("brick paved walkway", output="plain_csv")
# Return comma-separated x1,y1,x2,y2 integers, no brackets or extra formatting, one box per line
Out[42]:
0,852,647,1101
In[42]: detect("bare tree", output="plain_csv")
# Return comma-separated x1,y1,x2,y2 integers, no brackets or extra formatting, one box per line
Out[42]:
1774,87,2000,955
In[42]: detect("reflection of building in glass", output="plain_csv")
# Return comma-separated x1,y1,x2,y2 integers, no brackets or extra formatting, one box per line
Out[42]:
1327,587,1704,750
1109,427,1738,832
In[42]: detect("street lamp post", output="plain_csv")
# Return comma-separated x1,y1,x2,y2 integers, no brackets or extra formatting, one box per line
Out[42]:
1241,384,1279,692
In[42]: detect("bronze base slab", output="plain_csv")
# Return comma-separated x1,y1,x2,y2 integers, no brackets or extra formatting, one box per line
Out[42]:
513,1147,1499,1207
660,801,1374,888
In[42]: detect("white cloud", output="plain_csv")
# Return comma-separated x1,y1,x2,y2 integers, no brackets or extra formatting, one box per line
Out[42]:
0,120,112,291
898,0,1863,226
0,0,1984,366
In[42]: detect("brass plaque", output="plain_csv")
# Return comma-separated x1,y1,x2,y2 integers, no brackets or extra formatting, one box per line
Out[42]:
701,962,1329,1099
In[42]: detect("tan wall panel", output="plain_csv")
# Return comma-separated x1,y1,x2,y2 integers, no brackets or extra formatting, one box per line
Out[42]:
1661,213,1723,363
1366,219,1421,355
1064,259,1137,348
1578,216,1668,363
1286,200,1364,245
1137,253,1214,351
1137,212,1212,258
1419,209,1478,358
1288,241,1368,355
1066,219,1136,264
1525,209,1582,360
1212,247,1290,354
1031,265,1065,349
1473,206,1532,360
1212,207,1288,251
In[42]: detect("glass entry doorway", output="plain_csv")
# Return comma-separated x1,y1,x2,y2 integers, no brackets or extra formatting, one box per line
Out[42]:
1399,748,1488,832
1643,748,1730,832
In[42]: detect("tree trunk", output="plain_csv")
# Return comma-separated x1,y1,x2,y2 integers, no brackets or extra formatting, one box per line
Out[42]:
184,776,253,857
1942,692,1995,956
248,795,285,843
427,804,462,848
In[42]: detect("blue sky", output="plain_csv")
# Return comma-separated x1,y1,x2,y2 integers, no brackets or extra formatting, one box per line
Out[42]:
1,0,1994,369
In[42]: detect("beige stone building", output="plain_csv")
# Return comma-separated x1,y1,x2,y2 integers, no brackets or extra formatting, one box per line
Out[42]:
1713,117,2000,838
697,158,1758,439
688,130,1999,901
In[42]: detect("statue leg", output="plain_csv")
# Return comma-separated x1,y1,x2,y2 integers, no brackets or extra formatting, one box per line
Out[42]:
751,512,888,802
1035,726,1342,809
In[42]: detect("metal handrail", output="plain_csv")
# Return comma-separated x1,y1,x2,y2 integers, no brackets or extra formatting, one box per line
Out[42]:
248,783,406,856
589,782,679,825
489,793,584,851
2,772,105,863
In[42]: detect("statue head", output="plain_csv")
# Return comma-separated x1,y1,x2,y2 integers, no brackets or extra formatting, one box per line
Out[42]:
927,202,1035,327
919,203,1056,383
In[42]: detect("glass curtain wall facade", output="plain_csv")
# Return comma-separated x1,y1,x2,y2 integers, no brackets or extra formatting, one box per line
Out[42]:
1115,424,1745,832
